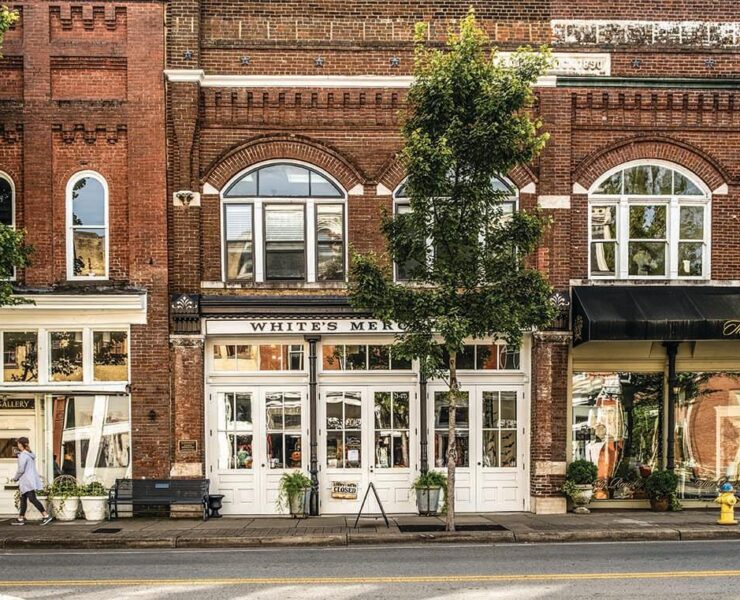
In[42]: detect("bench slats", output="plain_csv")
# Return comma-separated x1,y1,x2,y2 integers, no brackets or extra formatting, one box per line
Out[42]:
108,479,210,520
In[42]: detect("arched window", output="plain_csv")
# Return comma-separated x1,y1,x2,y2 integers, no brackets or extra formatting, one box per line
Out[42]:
0,173,15,280
222,162,346,283
66,172,108,279
392,175,518,281
589,161,710,279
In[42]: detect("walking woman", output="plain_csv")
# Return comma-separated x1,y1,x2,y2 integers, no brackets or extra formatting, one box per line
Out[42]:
11,437,52,526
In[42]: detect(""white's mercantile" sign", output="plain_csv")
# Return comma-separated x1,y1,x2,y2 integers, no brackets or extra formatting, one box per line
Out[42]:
206,319,403,336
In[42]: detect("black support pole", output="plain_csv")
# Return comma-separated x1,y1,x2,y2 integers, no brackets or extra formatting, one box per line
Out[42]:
664,341,679,472
419,370,428,473
305,335,321,515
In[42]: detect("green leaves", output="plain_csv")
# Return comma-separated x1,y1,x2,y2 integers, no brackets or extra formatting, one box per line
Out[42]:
0,224,32,306
349,9,555,379
0,6,19,55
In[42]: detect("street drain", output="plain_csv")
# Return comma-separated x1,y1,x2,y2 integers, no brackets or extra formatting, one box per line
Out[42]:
398,523,508,533
91,527,122,534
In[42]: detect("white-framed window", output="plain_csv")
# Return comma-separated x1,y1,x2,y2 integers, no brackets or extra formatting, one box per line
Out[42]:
588,160,710,279
0,172,15,281
221,161,347,283
0,327,129,385
66,171,109,280
392,175,518,281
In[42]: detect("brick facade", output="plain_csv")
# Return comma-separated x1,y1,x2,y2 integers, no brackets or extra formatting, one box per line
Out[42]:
162,0,740,513
0,1,170,479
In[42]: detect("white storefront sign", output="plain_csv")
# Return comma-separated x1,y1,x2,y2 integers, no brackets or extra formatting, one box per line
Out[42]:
206,319,403,336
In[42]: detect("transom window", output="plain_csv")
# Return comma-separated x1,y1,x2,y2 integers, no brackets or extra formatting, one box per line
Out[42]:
589,162,710,279
222,162,346,283
322,344,412,371
67,172,109,280
212,343,304,372
393,175,518,281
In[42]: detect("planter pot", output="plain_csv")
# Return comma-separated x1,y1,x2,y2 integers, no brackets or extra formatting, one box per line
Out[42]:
289,488,310,517
51,496,80,521
208,494,225,518
650,497,670,512
569,484,594,514
416,487,442,516
80,496,107,521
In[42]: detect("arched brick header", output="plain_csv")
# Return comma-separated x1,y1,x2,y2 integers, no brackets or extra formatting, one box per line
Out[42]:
375,155,538,194
203,134,367,192
573,136,729,192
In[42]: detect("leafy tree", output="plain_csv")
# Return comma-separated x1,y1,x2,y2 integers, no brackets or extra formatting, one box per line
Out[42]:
0,5,19,54
349,11,555,531
0,225,32,306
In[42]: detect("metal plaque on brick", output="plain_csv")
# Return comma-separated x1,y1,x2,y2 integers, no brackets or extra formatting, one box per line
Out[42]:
178,440,198,453
331,481,358,500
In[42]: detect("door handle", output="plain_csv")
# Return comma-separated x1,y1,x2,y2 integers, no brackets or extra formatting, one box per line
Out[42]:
477,462,481,466
261,464,265,468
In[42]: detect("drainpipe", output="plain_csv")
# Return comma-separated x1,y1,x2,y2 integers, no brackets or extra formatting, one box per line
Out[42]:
305,335,321,515
419,370,428,473
664,342,680,471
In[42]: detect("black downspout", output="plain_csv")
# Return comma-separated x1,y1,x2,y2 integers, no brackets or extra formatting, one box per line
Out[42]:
305,335,321,515
664,342,679,471
419,370,428,473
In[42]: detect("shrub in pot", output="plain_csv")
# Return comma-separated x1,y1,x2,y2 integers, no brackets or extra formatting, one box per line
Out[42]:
644,469,678,512
46,476,82,521
276,471,312,517
80,481,108,521
412,471,447,516
562,460,598,514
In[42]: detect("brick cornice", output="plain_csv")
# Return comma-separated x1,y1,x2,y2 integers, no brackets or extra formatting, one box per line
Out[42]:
202,134,366,191
573,134,730,191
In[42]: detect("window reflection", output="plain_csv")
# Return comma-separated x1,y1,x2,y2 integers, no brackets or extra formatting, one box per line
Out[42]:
434,391,469,467
2,331,38,382
50,332,83,382
93,331,128,381
374,391,410,468
326,391,362,468
53,395,131,486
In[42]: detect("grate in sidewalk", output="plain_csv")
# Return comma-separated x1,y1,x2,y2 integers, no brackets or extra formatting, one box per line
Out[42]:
91,527,122,534
398,523,508,533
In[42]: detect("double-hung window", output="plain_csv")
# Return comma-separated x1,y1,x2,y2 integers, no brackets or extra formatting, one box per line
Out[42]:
0,173,15,280
589,162,710,279
67,172,109,280
222,162,346,283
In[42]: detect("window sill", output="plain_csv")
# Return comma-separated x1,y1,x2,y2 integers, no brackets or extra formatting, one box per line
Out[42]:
202,280,347,290
574,278,711,286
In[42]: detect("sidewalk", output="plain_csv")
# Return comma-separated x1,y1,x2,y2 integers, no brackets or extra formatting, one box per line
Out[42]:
2,510,739,549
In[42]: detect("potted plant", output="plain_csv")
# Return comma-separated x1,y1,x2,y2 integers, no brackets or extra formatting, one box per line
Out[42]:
644,469,678,512
562,460,598,513
276,471,312,518
46,475,82,521
80,481,108,521
412,471,447,516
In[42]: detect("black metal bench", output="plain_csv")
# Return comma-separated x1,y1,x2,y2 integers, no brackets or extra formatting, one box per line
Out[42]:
108,479,210,521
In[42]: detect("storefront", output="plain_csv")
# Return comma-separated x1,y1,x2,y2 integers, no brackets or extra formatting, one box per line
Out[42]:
200,296,531,515
570,285,740,506
0,294,144,516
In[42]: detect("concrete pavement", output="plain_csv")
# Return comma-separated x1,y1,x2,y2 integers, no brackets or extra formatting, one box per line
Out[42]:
2,509,740,549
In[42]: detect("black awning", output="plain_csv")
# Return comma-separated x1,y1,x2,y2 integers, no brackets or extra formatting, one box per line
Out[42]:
571,286,740,346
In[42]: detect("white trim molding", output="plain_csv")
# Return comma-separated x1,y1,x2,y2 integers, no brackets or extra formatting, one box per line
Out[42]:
203,182,220,195
0,294,147,327
538,195,571,209
712,183,729,195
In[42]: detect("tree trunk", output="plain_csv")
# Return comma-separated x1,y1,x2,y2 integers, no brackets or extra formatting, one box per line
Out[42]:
446,353,458,532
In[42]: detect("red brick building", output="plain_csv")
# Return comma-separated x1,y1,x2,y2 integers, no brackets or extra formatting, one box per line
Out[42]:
164,0,740,515
0,0,168,515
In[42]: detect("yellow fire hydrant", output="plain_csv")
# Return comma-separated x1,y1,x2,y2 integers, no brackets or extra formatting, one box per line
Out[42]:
715,483,737,526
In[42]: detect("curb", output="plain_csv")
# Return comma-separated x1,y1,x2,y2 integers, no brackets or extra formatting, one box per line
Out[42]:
2,527,740,550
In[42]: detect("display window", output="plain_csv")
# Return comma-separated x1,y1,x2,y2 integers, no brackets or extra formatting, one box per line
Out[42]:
325,391,362,468
373,391,410,468
571,371,740,501
434,390,470,468
52,395,131,486
213,343,304,372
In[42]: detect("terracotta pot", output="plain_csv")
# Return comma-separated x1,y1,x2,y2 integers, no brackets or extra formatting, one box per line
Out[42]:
650,497,670,512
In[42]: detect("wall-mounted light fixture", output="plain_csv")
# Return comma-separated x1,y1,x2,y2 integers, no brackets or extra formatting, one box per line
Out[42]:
148,409,157,422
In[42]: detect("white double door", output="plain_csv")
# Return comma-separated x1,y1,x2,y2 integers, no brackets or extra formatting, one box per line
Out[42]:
428,384,527,512
208,386,307,515
319,385,418,514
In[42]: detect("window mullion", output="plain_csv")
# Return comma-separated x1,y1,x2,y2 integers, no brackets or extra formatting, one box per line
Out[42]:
618,197,629,279
668,197,679,279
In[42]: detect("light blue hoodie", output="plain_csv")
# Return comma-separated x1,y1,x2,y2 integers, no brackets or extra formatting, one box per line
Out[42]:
13,450,44,495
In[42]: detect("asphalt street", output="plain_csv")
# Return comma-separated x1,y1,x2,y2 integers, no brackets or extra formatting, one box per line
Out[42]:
1,540,739,599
